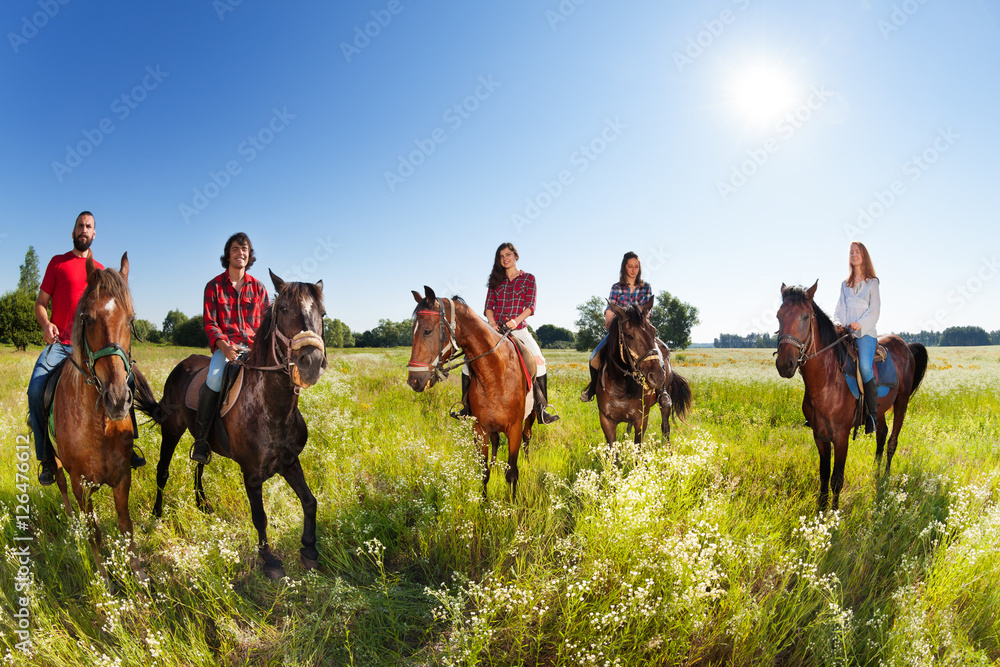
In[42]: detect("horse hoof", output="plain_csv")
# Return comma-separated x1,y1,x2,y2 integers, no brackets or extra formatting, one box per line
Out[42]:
301,556,319,570
263,564,285,580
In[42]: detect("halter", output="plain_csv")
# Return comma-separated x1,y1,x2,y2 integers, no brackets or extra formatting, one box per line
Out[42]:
71,311,134,395
243,298,327,392
407,299,510,383
611,318,663,390
775,303,850,369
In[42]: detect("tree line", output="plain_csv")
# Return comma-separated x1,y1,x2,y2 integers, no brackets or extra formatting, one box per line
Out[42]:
713,327,1000,348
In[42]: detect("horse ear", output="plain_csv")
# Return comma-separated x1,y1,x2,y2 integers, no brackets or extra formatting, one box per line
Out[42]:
412,290,423,304
606,300,626,320
119,252,129,281
269,269,286,293
781,282,788,294
86,254,99,285
641,296,654,315
806,280,818,300
424,285,437,307
314,280,323,294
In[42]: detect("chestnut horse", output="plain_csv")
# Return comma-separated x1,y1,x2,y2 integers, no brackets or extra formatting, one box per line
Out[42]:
407,286,535,498
596,299,692,446
775,282,927,510
135,272,326,578
51,253,150,582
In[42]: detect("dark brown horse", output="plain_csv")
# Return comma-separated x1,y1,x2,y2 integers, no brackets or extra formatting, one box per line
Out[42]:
596,299,692,446
407,286,535,498
51,253,149,582
135,272,326,578
775,282,927,510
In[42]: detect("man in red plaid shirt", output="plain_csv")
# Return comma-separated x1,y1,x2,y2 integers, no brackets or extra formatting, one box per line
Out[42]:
190,232,270,464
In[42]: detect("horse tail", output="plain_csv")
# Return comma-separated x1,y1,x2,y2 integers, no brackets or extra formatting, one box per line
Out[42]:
667,370,692,421
908,343,928,394
133,368,169,425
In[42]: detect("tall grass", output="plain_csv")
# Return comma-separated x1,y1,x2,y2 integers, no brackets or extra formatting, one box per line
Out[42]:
1,344,998,665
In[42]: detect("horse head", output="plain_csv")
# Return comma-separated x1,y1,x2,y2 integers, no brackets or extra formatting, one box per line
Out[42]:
75,252,135,421
607,296,666,390
407,285,452,391
775,281,818,378
267,270,327,389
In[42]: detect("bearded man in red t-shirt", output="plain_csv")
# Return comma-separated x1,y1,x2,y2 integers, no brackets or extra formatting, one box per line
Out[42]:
27,212,145,485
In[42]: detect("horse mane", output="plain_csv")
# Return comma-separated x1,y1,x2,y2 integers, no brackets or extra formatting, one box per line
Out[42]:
782,285,839,350
243,281,325,367
71,266,134,354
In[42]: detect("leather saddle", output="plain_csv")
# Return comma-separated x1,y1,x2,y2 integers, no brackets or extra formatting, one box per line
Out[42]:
839,337,898,399
184,361,245,417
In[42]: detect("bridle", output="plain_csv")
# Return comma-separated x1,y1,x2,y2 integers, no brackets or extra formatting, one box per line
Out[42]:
407,298,510,383
610,317,663,390
243,298,326,391
70,309,134,398
775,302,850,369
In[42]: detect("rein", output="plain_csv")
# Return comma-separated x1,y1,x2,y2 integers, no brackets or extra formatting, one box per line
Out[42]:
407,299,511,382
775,305,851,369
610,319,661,390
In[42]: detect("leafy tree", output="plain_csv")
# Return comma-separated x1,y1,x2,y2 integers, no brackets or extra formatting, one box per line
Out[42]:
354,319,412,348
896,330,943,347
18,246,40,295
939,325,991,347
162,309,188,340
713,332,775,348
323,317,355,348
536,324,575,348
173,315,208,347
991,330,999,345
574,296,606,352
0,290,42,350
649,291,700,351
133,319,161,344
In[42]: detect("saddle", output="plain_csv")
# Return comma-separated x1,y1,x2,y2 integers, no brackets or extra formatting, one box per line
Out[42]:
183,361,245,456
839,338,898,401
508,336,537,390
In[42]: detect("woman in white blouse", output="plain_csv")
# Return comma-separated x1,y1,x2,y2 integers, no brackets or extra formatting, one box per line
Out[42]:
834,241,881,433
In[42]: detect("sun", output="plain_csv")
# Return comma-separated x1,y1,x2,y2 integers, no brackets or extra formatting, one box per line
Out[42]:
728,64,798,125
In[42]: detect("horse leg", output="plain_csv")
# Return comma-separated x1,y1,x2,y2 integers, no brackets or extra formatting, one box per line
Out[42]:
505,420,524,500
194,463,213,514
54,463,74,515
874,409,890,471
153,423,184,518
659,390,672,446
521,413,536,463
280,459,319,569
885,400,909,477
830,434,850,511
474,422,491,497
112,473,148,582
599,412,620,465
815,437,832,511
71,475,109,586
243,472,284,579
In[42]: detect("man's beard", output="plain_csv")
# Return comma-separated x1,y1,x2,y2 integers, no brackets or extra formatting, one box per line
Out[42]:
73,235,92,252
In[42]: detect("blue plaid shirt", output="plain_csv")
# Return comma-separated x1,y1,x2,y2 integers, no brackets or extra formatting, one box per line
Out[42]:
607,281,653,311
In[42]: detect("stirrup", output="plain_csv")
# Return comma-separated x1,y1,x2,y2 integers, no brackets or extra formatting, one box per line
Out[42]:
537,408,560,425
189,441,212,465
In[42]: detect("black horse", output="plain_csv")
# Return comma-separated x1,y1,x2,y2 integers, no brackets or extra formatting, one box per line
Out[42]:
135,271,327,578
595,299,692,446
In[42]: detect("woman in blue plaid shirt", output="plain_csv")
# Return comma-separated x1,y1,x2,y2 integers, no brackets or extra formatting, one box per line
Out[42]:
580,251,653,402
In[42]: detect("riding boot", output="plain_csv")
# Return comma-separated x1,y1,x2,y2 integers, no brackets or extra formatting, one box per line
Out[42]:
190,387,221,464
534,375,560,425
38,457,57,486
863,379,878,434
450,374,472,419
579,366,600,402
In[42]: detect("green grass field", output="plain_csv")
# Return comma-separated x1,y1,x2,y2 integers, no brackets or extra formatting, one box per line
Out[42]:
2,344,999,666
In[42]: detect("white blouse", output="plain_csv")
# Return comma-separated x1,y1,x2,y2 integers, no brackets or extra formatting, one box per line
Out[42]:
834,278,880,339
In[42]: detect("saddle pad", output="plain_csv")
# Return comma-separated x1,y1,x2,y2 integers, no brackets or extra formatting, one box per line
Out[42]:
184,366,244,417
509,336,536,389
843,356,898,400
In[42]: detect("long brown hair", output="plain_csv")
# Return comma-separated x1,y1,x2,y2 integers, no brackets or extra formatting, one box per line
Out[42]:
618,251,646,289
487,242,518,290
847,241,877,287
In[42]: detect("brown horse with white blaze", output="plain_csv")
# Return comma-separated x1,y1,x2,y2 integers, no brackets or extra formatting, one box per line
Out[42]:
407,286,535,498
775,282,927,510
135,271,327,578
51,252,151,583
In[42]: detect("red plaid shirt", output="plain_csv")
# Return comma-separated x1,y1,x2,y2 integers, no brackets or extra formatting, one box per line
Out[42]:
203,271,270,352
484,271,536,330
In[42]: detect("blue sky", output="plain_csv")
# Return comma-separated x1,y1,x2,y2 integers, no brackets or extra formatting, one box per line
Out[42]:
2,1,997,344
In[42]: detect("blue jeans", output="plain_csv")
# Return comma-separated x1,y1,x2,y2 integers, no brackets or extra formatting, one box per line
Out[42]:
206,349,228,392
27,343,72,461
857,335,876,383
590,334,609,366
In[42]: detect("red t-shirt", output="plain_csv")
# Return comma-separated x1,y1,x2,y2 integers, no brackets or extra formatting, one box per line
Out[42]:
39,251,103,345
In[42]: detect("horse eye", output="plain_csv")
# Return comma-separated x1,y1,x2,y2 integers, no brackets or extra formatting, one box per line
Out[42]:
423,329,433,336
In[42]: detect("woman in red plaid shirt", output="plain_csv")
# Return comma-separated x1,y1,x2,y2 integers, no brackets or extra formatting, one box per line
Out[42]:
190,232,270,464
580,251,654,402
452,242,559,424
